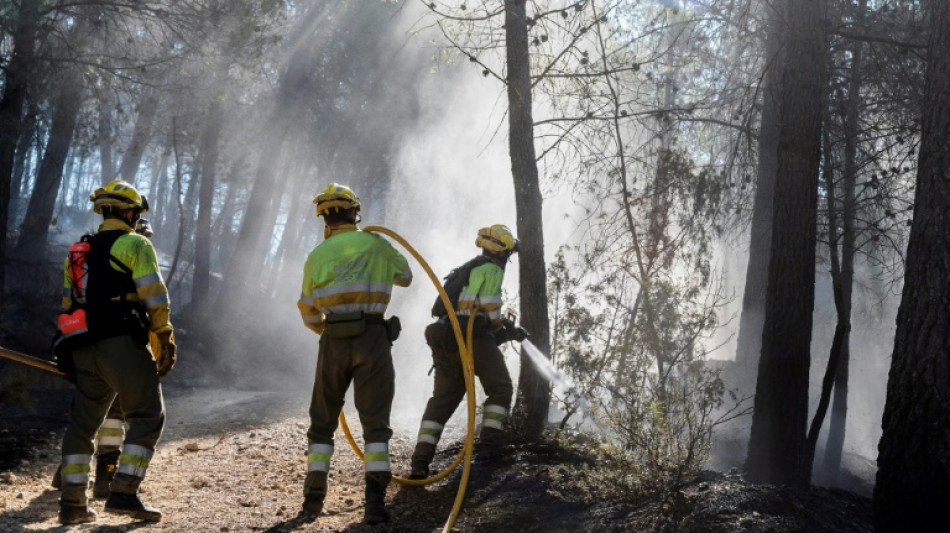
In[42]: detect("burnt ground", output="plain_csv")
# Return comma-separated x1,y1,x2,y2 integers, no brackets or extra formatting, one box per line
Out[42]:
0,384,873,533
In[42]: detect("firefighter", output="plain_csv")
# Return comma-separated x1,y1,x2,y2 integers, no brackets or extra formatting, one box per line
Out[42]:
56,180,176,525
52,218,155,499
408,224,526,480
297,183,412,523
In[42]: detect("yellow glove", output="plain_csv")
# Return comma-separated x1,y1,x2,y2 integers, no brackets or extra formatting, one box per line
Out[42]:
156,330,177,378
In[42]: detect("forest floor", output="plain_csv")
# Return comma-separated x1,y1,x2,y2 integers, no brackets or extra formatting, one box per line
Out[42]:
0,385,874,533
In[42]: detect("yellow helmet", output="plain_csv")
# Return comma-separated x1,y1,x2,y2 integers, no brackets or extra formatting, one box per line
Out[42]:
476,224,519,254
313,183,360,216
90,180,149,214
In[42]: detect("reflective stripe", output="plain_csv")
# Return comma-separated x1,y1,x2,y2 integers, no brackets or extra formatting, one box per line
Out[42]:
97,420,125,447
418,421,443,437
417,420,444,445
364,442,390,472
143,293,169,307
418,434,439,445
134,272,162,288
483,404,508,430
313,282,394,299
116,444,153,478
307,443,333,472
321,303,388,315
483,418,505,430
62,454,92,485
484,404,508,417
299,292,315,306
479,296,503,307
101,418,126,429
98,435,124,447
62,326,89,339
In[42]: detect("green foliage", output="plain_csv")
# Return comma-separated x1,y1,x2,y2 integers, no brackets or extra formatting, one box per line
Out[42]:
549,249,726,497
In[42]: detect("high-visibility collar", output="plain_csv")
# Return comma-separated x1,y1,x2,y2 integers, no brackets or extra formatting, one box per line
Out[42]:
98,218,135,233
324,224,359,239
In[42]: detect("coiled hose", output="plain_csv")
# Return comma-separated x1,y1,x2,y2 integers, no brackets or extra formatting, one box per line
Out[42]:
337,225,478,533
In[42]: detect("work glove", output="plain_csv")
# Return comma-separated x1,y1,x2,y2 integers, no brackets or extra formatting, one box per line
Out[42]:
510,326,528,343
495,317,528,345
155,330,177,378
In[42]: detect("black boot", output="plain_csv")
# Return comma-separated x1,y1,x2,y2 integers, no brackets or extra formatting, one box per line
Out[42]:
59,504,97,525
104,492,162,522
477,427,507,462
408,460,429,480
364,472,391,524
409,441,435,481
302,471,328,517
93,450,120,498
51,465,62,490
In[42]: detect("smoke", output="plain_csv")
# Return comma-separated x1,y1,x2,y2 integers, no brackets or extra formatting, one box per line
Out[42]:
708,225,896,488
374,6,581,432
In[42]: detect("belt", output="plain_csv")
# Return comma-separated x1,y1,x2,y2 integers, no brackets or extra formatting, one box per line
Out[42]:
364,313,387,326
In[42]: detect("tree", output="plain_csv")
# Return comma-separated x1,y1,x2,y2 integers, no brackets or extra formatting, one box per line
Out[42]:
14,30,86,258
873,0,950,528
503,0,552,441
733,0,783,379
744,0,826,488
0,0,39,303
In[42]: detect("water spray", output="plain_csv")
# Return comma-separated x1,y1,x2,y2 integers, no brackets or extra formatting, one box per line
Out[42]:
521,339,599,429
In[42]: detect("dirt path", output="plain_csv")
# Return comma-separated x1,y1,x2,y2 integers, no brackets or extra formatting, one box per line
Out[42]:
0,388,473,532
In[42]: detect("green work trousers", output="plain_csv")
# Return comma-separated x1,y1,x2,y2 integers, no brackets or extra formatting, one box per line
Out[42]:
60,334,164,506
307,323,395,447
412,319,513,466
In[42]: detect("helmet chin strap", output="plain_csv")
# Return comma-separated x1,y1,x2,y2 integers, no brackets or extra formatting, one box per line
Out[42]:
124,209,141,228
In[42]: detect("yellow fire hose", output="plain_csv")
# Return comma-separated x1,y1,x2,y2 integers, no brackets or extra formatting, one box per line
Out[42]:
337,225,479,533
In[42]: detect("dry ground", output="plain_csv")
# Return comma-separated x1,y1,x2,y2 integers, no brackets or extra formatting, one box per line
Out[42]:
1,386,874,533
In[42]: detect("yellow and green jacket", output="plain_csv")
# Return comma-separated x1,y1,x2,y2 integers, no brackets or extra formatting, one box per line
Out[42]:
457,260,504,329
298,225,412,334
62,219,173,337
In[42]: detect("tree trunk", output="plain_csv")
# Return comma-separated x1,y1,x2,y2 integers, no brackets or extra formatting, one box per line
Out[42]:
153,150,172,242
0,0,39,302
218,126,288,302
11,102,38,202
192,97,224,312
873,0,950,528
821,0,866,484
97,81,115,183
734,1,784,378
15,68,85,259
118,88,160,184
745,0,826,488
504,0,552,442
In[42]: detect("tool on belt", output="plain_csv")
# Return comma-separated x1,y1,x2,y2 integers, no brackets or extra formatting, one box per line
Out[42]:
324,311,401,341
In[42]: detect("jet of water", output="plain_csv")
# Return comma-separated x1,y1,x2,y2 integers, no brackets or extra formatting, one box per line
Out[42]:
520,339,600,430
